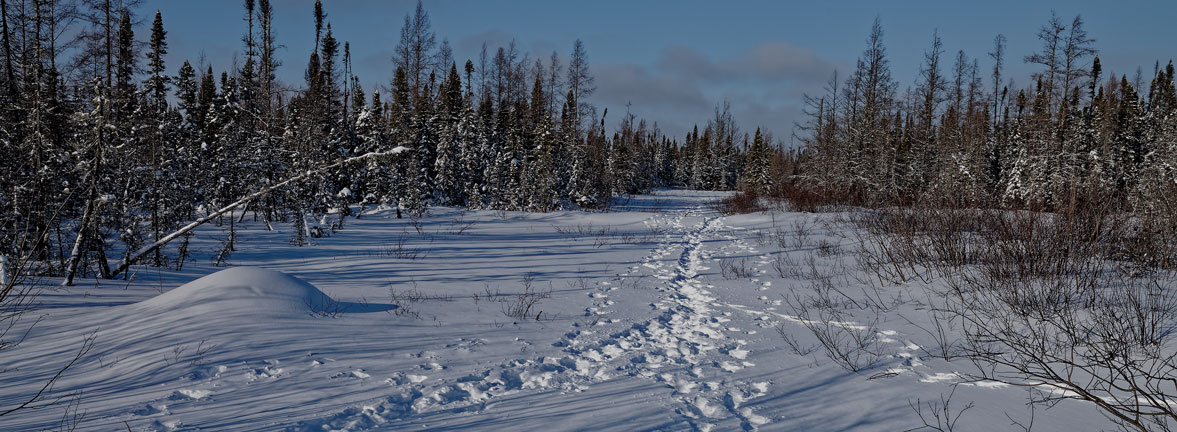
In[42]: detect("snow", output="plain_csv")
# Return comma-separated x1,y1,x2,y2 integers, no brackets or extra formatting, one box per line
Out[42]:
0,190,1115,431
133,266,336,317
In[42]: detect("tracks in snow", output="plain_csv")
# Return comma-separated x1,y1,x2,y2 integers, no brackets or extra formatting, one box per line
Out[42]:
298,207,772,431
632,215,771,430
571,212,770,431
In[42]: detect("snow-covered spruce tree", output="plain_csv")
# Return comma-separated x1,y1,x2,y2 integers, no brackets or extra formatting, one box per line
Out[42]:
207,71,253,251
243,0,286,224
433,63,463,206
742,128,772,195
982,105,1014,200
582,114,614,208
283,54,328,242
702,127,724,190
108,9,153,274
526,117,557,212
459,86,484,209
388,66,415,217
481,88,509,209
353,91,387,208
402,154,426,218
525,73,557,212
636,122,662,192
1000,90,1032,206
318,24,354,226
690,126,712,189
1135,63,1177,213
143,10,185,267
173,60,205,206
411,74,438,206
609,110,638,195
561,90,588,206
1111,76,1145,206
504,102,526,211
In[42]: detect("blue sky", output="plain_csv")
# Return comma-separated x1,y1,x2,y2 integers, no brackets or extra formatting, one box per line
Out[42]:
138,0,1177,144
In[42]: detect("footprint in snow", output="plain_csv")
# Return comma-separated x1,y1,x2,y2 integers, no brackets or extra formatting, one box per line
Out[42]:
386,372,428,385
330,369,370,379
133,402,169,417
244,362,284,382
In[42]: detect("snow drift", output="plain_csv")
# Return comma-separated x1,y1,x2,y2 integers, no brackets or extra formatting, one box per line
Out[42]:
133,266,336,317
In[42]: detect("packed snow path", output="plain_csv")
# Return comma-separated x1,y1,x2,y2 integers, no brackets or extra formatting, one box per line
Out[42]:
298,204,772,431
545,213,771,431
615,215,769,430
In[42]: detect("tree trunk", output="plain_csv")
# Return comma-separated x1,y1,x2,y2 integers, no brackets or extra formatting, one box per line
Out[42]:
109,148,408,279
62,177,99,287
0,0,15,98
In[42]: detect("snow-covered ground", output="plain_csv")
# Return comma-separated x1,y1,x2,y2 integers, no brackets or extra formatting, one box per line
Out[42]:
1,190,1113,431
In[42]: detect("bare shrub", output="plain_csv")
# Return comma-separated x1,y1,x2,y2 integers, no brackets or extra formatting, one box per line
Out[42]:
163,339,217,368
778,185,822,212
771,253,806,279
379,234,431,260
307,294,347,318
502,274,553,321
552,223,616,248
815,239,841,257
906,385,975,432
851,195,1177,430
713,191,764,215
718,257,756,279
1,236,94,418
765,184,842,213
901,304,962,361
213,229,234,267
953,272,1177,431
616,227,662,245
790,219,813,248
389,280,453,319
446,216,476,236
750,229,771,246
783,293,887,373
775,323,818,356
389,283,426,319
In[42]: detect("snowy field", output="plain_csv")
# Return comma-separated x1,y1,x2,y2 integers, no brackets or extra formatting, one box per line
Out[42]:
1,189,1113,431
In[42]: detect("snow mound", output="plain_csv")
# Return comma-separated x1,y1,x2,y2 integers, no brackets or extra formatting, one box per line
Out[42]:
135,267,335,317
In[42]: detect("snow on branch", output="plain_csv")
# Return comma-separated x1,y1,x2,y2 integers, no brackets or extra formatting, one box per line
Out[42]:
109,148,410,279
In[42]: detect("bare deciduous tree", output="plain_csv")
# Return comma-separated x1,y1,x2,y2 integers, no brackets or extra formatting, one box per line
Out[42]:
393,0,435,100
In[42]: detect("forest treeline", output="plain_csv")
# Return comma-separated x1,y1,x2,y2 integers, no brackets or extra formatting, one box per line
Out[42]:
0,0,787,282
793,15,1177,216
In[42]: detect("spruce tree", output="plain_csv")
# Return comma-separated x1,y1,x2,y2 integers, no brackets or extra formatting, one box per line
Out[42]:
742,128,772,194
145,9,171,266
433,64,463,206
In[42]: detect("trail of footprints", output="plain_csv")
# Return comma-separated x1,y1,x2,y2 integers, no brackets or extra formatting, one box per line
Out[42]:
547,213,772,430
287,209,775,431
622,216,771,430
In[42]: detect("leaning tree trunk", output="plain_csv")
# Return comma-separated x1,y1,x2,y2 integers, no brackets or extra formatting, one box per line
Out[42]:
62,170,100,286
108,148,409,279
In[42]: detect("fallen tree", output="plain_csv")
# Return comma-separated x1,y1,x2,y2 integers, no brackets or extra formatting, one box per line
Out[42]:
76,147,410,282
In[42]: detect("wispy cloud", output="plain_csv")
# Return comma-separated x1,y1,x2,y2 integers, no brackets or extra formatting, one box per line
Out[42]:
658,42,836,84
592,41,843,141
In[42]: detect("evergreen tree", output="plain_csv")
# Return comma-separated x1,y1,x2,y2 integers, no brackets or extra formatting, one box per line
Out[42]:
433,64,463,206
743,128,772,194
